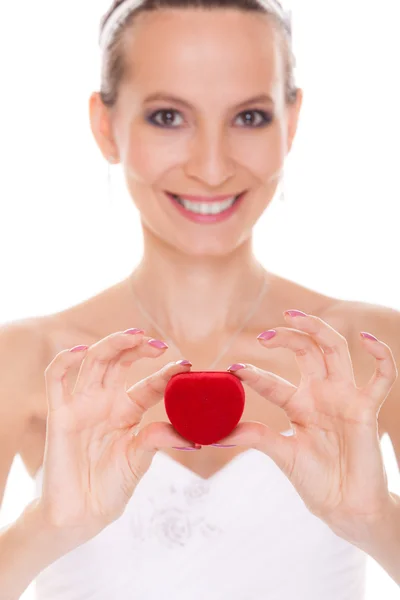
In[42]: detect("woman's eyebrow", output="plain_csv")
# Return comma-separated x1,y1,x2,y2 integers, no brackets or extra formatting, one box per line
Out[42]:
142,92,274,109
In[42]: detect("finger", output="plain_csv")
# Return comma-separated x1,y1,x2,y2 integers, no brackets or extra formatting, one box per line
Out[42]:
125,421,201,481
257,326,327,380
283,310,355,382
126,359,193,418
44,345,89,411
102,335,171,388
227,363,297,411
360,332,398,406
211,420,296,478
135,421,201,452
72,331,164,394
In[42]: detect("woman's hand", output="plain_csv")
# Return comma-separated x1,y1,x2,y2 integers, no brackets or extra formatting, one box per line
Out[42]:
38,329,196,549
221,310,398,547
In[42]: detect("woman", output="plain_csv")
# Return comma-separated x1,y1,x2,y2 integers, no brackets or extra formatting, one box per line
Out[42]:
1,0,400,598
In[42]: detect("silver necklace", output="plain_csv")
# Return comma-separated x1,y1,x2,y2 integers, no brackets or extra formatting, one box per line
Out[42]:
128,272,269,371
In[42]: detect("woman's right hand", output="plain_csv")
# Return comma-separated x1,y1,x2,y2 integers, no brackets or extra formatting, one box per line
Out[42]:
37,329,196,549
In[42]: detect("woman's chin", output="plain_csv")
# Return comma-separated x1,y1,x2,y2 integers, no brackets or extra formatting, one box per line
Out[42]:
165,229,251,257
140,194,256,254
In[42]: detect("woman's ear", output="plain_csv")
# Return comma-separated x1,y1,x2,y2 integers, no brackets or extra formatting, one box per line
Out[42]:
88,92,119,163
286,88,303,154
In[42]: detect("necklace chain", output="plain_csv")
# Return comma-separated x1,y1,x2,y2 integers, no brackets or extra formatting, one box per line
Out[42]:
128,272,269,371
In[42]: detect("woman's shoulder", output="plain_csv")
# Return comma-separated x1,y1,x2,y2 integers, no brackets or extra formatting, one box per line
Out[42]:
269,273,400,339
0,279,125,397
47,278,137,345
274,274,400,440
269,274,350,328
0,317,50,376
0,280,123,424
0,317,52,423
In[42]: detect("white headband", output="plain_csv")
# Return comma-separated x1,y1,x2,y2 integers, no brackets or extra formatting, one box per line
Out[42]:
99,0,142,52
99,0,291,53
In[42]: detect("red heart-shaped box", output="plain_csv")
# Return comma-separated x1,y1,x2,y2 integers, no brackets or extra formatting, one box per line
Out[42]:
164,371,245,446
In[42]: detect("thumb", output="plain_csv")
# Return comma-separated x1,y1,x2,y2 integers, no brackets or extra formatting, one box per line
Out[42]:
214,421,297,478
126,421,200,479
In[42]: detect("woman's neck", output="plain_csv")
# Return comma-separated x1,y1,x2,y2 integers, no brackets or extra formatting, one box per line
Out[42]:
127,230,272,346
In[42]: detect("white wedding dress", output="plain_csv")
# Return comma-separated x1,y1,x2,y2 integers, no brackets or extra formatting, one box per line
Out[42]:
33,430,367,599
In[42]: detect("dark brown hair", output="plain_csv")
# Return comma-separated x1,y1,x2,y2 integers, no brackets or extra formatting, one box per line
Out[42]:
99,0,298,109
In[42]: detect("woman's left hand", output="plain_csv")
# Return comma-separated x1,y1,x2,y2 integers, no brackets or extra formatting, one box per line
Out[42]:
220,310,398,547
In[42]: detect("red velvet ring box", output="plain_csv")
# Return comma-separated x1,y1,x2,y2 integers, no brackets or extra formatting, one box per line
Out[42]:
164,371,245,446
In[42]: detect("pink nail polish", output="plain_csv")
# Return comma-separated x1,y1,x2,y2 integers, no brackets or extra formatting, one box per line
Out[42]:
285,310,308,318
257,330,277,341
212,444,237,448
70,345,89,353
360,332,378,342
227,363,247,372
124,328,145,335
148,339,169,349
177,359,193,367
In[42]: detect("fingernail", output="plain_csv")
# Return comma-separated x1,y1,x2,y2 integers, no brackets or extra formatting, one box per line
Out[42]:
227,363,247,372
211,444,237,448
176,359,193,367
257,329,277,341
70,345,89,353
123,328,145,335
148,339,169,349
284,310,308,318
173,447,201,451
360,331,378,342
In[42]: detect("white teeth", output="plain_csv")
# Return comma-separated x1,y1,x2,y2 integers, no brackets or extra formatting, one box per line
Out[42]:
174,196,238,215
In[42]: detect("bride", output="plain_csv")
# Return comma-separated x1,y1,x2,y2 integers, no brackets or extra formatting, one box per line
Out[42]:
1,1,399,598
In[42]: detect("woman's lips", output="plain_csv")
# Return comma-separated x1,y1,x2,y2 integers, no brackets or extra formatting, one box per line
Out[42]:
165,191,246,224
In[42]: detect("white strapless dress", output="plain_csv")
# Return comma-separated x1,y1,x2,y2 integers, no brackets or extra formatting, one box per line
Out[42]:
33,430,367,599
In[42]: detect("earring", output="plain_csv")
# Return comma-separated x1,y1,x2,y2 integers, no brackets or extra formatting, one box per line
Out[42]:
280,180,285,203
107,156,114,206
279,167,287,203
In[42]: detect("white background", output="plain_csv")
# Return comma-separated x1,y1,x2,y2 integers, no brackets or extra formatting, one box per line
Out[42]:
0,0,400,597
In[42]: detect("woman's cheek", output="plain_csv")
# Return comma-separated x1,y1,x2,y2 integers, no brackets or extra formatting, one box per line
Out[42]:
127,134,187,182
234,125,285,175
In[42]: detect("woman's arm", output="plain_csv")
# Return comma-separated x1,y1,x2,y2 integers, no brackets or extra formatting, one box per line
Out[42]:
223,309,400,586
0,499,75,600
353,491,400,586
0,320,66,598
1,323,199,598
0,320,41,508
353,306,400,583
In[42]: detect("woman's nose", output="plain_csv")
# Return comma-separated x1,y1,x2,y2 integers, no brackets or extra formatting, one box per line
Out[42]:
184,129,235,188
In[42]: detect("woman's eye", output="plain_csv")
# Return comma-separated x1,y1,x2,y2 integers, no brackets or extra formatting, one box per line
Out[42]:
147,109,184,128
235,110,273,127
146,108,273,128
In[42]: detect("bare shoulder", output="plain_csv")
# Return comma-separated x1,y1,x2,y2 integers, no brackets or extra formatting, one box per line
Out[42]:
332,299,400,444
270,273,399,341
0,317,49,381
270,273,399,379
0,317,55,502
271,276,400,446
287,286,400,447
0,317,52,413
5,277,139,383
49,278,135,343
268,273,353,334
322,297,400,360
284,282,400,374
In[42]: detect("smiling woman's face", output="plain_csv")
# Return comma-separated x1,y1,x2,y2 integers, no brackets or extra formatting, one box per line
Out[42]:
94,8,302,256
